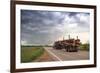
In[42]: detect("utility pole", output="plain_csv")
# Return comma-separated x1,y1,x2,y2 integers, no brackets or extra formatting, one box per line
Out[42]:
63,36,64,40
68,35,70,39
76,36,78,39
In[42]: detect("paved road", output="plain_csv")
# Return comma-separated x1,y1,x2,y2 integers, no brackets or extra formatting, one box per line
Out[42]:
44,47,89,61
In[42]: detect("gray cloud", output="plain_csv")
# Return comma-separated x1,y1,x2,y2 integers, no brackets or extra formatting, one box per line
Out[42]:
21,10,90,45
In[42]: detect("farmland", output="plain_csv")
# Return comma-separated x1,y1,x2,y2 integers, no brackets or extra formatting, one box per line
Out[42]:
21,46,56,63
21,45,89,63
21,46,45,63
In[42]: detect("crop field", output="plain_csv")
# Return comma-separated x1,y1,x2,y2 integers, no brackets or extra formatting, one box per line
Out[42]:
21,46,44,63
21,45,89,63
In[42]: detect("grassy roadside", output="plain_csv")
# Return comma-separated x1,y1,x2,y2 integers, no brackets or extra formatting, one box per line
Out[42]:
79,43,89,51
21,46,44,63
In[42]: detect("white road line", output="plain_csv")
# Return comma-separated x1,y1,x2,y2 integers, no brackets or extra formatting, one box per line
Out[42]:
44,47,62,61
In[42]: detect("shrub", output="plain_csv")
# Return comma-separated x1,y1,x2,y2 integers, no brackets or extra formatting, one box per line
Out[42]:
80,43,89,51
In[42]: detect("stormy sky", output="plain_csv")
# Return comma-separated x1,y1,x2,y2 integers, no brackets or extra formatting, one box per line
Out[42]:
21,10,90,45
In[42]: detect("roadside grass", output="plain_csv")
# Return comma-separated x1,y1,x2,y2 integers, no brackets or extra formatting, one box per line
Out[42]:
79,43,89,51
21,46,44,63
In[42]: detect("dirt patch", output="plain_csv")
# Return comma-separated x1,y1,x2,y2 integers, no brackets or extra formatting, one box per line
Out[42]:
34,51,57,62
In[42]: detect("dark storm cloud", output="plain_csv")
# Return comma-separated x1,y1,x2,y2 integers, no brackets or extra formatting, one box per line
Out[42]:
21,10,64,27
21,10,90,45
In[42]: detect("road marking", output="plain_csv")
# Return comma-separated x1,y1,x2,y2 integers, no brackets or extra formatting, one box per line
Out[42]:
44,47,62,61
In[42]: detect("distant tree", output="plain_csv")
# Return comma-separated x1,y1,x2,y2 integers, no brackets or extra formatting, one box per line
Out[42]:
80,43,89,51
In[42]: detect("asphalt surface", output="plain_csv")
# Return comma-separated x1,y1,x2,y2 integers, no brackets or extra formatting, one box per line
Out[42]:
44,47,89,61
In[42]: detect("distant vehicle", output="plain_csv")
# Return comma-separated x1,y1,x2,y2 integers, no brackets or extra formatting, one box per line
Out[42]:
53,35,81,52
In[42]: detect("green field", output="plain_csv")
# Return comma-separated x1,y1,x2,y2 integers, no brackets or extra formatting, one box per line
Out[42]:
79,43,89,51
21,46,44,63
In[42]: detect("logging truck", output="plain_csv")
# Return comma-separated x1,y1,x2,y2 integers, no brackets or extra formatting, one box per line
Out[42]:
53,35,81,52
